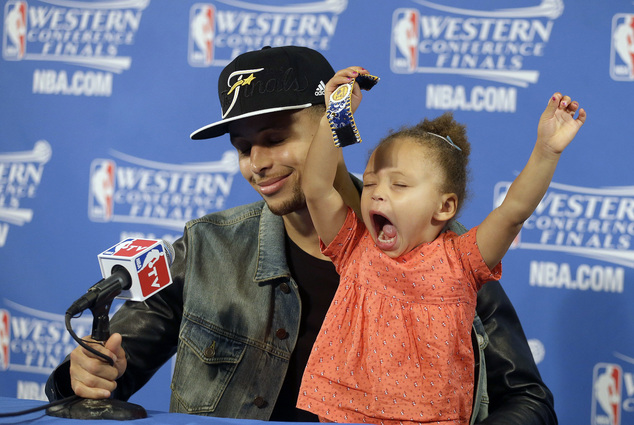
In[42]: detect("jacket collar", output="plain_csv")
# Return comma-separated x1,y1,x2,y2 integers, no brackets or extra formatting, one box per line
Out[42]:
253,203,290,283
252,174,363,284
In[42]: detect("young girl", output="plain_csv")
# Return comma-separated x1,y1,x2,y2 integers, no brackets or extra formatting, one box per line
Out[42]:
296,67,586,424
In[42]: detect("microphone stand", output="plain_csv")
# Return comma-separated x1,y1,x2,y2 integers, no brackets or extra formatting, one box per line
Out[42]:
46,280,147,420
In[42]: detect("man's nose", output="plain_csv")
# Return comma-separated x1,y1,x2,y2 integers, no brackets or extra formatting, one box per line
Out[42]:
250,145,272,174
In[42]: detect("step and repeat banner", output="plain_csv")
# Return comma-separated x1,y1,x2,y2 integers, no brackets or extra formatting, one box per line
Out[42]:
1,1,633,424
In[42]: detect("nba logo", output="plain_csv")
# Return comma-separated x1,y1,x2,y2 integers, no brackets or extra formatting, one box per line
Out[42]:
189,4,215,67
0,309,9,371
136,244,171,297
109,238,156,257
391,8,419,73
88,159,115,222
98,238,173,301
592,363,622,425
610,14,634,81
2,0,27,61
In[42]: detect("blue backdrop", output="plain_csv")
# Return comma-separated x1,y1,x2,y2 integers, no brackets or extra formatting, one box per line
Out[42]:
1,1,633,424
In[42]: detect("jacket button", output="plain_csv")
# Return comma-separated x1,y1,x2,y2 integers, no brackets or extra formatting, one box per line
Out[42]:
253,396,268,408
276,328,289,340
476,334,485,347
279,283,291,294
203,345,215,358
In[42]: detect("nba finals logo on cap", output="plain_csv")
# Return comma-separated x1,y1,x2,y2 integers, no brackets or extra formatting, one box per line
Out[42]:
610,14,634,82
221,69,262,119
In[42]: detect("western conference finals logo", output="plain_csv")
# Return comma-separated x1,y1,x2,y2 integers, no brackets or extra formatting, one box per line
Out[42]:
2,0,149,96
390,0,565,113
0,299,91,400
187,0,347,67
494,181,634,292
88,149,239,230
0,141,51,248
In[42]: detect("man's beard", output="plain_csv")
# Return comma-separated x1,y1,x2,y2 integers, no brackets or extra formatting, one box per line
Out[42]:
265,184,306,216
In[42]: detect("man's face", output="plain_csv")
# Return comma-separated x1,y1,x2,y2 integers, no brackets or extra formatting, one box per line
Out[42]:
228,108,319,216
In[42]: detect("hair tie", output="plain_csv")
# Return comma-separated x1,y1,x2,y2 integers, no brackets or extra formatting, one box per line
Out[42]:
427,132,462,151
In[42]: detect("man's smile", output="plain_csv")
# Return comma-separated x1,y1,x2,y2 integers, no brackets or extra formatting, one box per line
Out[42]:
255,174,291,195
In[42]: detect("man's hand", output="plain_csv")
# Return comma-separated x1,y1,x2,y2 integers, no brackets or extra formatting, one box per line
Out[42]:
69,333,127,399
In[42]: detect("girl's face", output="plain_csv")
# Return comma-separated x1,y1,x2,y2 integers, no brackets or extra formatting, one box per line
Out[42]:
361,137,457,258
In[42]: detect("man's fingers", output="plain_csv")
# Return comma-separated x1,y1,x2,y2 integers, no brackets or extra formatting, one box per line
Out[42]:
79,340,117,364
69,360,118,399
104,333,124,361
71,376,115,400
68,335,123,399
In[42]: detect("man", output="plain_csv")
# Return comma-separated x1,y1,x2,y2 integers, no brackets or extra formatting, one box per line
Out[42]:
46,46,557,424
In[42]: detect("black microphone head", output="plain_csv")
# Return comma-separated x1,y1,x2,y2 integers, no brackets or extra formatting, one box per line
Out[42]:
161,240,175,266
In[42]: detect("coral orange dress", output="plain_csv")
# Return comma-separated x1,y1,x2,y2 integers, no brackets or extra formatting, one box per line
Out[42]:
297,209,502,424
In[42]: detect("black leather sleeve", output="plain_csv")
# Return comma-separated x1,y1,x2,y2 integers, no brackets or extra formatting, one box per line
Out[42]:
46,235,188,402
474,281,557,425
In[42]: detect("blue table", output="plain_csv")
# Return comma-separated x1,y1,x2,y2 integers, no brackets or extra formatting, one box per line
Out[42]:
0,397,285,425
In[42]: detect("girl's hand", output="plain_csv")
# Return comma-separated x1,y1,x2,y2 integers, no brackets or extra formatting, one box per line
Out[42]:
325,66,369,113
537,92,586,154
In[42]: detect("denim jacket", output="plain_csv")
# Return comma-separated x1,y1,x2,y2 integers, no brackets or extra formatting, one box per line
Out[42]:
47,200,555,424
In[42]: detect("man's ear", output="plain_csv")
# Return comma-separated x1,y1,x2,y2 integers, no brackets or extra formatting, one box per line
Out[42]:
434,193,458,221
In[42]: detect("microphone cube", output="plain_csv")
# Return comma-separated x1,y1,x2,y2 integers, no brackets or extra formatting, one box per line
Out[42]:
98,238,173,301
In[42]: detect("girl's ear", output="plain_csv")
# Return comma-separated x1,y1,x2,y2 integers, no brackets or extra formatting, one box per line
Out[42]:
434,193,458,221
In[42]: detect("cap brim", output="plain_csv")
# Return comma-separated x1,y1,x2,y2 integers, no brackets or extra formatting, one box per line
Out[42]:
190,103,314,140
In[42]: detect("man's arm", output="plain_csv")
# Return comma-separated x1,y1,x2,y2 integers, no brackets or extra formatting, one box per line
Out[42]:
475,282,557,425
46,236,186,401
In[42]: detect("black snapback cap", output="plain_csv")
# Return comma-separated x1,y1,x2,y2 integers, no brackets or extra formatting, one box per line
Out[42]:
190,46,335,140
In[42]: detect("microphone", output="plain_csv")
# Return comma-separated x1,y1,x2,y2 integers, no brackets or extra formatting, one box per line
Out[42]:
47,239,176,421
66,239,174,317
